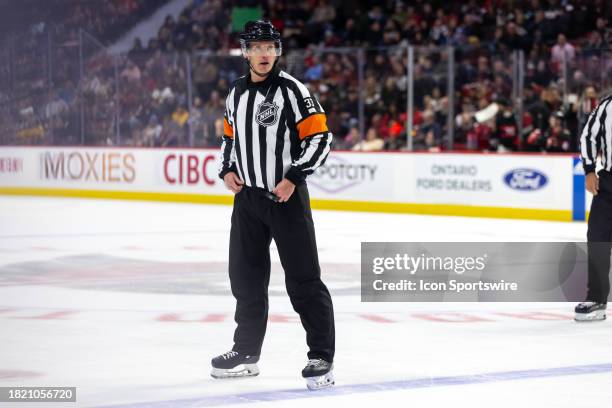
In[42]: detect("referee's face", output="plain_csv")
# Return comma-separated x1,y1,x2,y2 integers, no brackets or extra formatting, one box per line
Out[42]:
246,41,277,75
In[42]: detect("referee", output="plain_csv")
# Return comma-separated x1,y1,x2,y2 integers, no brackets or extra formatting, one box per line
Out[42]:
576,92,612,321
210,21,336,390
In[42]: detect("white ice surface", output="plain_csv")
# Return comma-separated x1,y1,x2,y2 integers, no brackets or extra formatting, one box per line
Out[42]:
0,196,610,408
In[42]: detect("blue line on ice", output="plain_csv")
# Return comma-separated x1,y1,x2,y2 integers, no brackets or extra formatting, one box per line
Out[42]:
98,362,612,407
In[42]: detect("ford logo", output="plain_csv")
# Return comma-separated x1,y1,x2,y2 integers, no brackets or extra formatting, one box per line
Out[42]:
503,169,548,191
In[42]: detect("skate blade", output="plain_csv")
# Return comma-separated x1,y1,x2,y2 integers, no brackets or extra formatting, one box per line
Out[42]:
211,364,259,379
574,310,606,322
305,372,335,391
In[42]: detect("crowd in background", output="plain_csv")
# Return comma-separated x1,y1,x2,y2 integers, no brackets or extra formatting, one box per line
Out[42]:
1,0,611,153
0,0,168,145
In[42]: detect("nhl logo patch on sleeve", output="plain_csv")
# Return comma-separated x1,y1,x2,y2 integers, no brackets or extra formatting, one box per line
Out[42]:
255,101,280,126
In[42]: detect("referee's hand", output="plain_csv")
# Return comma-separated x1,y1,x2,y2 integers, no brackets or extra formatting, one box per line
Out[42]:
586,172,599,196
223,172,244,194
273,179,295,203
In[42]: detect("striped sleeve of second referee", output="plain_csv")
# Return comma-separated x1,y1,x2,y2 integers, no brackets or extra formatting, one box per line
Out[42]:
580,96,612,174
282,78,332,185
218,89,238,179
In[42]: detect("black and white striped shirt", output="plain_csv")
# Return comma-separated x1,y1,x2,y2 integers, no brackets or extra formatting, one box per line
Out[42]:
581,94,612,174
218,65,332,191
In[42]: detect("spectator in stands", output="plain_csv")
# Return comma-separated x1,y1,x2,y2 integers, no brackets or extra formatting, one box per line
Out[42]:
337,126,359,150
121,60,141,83
352,127,384,151
414,110,442,151
526,111,571,152
171,104,189,131
304,54,323,81
44,91,69,119
193,58,219,100
551,34,576,71
595,17,612,45
493,98,519,151
577,86,600,124
383,119,406,150
128,37,148,66
201,90,224,146
142,115,162,146
467,119,493,151
501,21,527,51
543,111,571,153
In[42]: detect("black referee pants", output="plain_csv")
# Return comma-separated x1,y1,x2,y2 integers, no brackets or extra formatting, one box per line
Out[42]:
228,184,335,362
586,170,612,304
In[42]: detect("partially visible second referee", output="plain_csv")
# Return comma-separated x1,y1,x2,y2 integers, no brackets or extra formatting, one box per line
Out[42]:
210,20,336,390
576,92,612,321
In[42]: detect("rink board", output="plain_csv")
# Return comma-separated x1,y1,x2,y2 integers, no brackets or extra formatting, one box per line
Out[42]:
0,147,587,221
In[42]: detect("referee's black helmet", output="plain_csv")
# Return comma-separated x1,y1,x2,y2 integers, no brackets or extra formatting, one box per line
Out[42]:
239,20,282,57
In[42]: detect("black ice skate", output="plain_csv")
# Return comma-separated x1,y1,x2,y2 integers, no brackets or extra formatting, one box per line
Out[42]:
301,359,334,390
210,350,259,378
574,302,607,322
